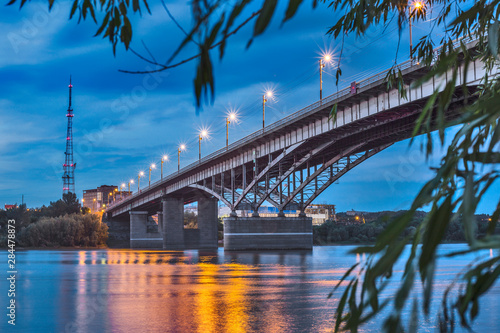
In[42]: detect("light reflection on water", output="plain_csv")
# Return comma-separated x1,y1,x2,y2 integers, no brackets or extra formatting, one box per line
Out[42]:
2,245,499,332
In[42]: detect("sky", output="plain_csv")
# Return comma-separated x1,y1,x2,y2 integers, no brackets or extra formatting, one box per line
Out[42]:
1,0,498,213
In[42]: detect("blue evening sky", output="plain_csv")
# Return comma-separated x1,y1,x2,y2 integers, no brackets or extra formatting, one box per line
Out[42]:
1,0,497,213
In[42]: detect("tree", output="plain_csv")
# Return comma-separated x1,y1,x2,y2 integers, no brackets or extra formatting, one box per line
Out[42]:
33,193,82,217
8,0,500,331
63,192,80,213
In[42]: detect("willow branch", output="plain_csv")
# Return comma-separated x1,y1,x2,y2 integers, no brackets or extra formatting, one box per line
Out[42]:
119,10,261,74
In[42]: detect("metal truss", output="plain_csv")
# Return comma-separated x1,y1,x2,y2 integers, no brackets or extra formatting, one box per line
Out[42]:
213,141,392,213
232,141,304,209
281,143,391,210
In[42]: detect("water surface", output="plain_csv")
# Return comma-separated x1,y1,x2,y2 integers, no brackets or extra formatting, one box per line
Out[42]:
2,245,499,332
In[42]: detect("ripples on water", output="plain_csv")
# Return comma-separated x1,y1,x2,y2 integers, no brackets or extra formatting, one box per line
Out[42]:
1,245,499,332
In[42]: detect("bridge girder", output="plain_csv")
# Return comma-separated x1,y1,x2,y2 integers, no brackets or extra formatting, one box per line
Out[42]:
188,184,232,208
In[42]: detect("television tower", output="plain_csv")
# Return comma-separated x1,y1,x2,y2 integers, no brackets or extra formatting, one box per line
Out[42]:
62,77,76,196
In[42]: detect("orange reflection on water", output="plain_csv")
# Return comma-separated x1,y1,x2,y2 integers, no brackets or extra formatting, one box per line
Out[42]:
196,263,218,333
71,250,343,332
223,263,250,333
78,251,85,266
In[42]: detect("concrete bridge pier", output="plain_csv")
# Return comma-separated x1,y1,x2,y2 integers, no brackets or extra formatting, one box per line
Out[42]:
198,197,218,249
157,211,163,234
224,216,313,251
129,211,163,248
162,197,185,250
104,213,130,248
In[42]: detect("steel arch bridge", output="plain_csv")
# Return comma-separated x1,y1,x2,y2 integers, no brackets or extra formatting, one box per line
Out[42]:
104,37,490,250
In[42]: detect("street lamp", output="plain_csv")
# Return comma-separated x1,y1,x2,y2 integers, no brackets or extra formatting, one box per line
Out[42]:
149,164,156,186
138,171,144,191
320,54,332,100
93,198,96,213
262,90,273,129
113,188,118,201
178,144,186,171
226,112,237,148
199,130,208,161
161,155,168,179
409,1,425,60
128,179,134,194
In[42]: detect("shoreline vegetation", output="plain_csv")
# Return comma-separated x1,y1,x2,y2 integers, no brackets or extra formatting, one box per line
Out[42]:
313,211,498,245
0,213,108,248
0,193,107,248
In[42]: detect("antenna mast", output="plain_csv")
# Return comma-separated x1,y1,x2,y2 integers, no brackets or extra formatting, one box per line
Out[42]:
62,76,76,196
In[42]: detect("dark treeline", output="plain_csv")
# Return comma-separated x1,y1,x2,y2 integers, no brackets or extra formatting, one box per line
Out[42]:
1,193,107,247
313,211,498,245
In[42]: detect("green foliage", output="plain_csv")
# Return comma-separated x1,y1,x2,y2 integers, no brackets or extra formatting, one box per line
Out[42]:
4,213,108,247
0,194,106,248
0,194,84,231
184,211,198,229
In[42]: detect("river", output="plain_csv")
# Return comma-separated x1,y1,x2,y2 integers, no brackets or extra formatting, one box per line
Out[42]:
1,244,499,332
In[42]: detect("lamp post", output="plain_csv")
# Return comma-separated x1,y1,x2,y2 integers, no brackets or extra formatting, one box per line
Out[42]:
226,112,237,148
320,54,331,100
262,90,273,129
149,164,156,186
198,130,208,161
128,179,134,194
161,155,168,179
120,183,125,201
113,188,117,201
409,1,424,60
93,198,96,213
138,171,144,191
178,144,186,171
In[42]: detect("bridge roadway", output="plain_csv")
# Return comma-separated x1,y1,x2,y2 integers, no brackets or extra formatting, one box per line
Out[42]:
105,37,487,250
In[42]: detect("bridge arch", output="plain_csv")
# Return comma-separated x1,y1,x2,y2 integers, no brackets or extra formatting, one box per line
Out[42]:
188,184,232,208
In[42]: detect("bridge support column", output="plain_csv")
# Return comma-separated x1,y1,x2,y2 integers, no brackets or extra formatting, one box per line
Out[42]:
224,216,313,251
162,197,185,250
198,197,218,249
130,211,163,248
104,214,130,248
157,211,163,234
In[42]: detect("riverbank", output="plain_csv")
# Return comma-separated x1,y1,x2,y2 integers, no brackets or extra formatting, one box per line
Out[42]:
313,213,499,245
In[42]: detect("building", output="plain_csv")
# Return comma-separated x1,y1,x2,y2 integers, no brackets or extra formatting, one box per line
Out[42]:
346,209,363,216
82,185,132,213
304,204,336,224
4,204,17,210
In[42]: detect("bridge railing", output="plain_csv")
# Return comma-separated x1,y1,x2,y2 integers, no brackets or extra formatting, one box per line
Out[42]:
107,35,479,211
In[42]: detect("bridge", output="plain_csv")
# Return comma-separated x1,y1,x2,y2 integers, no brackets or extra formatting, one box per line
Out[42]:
105,37,485,250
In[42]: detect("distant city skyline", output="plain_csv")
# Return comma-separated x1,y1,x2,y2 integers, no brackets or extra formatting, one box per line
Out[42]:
1,1,498,213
